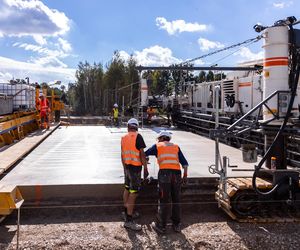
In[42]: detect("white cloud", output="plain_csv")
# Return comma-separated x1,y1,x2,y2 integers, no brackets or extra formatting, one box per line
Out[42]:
0,71,13,82
119,46,211,66
118,51,131,62
13,40,72,68
234,47,263,61
0,56,75,83
31,56,68,68
198,38,224,51
58,38,72,52
156,17,209,35
0,0,70,37
192,59,205,65
273,1,293,8
120,45,182,66
33,35,47,46
0,1,74,84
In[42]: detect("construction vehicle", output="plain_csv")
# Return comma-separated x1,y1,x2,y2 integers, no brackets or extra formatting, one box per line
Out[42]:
210,16,300,221
137,16,300,221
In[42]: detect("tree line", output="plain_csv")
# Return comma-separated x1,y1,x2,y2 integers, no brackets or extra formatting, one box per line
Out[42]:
67,51,226,115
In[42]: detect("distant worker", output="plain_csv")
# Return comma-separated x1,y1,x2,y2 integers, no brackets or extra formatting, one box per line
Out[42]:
147,106,155,124
112,103,119,127
121,118,148,231
145,131,188,234
39,94,50,129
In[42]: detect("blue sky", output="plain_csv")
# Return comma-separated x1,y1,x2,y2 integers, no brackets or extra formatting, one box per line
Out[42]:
0,0,298,84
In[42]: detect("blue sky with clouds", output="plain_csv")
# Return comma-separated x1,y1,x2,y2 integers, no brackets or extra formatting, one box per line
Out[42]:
0,0,298,84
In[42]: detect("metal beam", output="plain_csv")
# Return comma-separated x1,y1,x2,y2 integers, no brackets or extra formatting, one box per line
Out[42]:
136,65,262,71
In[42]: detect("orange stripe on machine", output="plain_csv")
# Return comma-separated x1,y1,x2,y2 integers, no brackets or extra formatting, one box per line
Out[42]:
264,60,289,67
238,82,252,87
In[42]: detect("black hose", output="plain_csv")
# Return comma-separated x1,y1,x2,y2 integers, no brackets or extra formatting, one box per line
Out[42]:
252,25,300,195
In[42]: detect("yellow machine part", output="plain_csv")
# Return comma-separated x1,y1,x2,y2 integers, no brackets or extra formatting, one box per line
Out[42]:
0,112,39,147
52,100,64,111
216,177,300,222
0,186,24,215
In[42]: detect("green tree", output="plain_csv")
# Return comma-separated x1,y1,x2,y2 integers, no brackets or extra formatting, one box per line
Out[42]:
103,51,126,113
124,56,140,106
73,61,104,115
206,70,214,81
198,71,206,83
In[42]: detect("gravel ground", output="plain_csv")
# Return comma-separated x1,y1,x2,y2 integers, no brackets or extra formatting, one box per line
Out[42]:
1,204,300,250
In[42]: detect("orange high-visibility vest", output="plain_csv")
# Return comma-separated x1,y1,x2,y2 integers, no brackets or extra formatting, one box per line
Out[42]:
41,99,49,113
156,141,180,170
121,132,142,166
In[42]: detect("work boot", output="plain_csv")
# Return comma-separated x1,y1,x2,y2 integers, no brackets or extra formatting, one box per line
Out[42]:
172,223,181,233
124,220,142,231
121,211,140,221
151,221,166,234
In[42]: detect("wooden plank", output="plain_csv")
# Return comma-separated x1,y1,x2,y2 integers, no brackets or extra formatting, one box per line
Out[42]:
237,177,252,188
227,186,238,197
0,123,60,172
255,177,273,188
227,179,242,189
230,178,248,189
215,196,237,220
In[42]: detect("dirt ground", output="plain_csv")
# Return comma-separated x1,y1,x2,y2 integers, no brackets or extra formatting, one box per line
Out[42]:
1,203,300,250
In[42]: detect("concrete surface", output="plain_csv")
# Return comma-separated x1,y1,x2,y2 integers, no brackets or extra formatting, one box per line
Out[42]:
0,125,255,188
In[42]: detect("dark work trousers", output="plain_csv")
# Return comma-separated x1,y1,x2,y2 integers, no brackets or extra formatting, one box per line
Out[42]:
157,169,182,228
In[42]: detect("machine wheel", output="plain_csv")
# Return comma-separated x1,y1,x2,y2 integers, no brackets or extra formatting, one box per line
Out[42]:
231,190,259,217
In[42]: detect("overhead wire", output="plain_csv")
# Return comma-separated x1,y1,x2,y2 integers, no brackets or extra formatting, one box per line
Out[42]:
180,36,262,66
209,38,262,66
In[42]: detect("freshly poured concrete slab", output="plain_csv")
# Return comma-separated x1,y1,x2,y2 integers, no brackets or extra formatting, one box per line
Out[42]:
0,126,256,188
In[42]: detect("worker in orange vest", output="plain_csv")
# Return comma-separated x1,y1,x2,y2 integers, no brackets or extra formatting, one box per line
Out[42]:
121,118,148,231
147,106,155,124
145,131,188,233
39,94,50,129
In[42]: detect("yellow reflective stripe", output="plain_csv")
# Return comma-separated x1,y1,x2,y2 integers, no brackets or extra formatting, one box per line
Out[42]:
122,150,140,156
160,160,180,165
129,189,138,193
157,153,177,160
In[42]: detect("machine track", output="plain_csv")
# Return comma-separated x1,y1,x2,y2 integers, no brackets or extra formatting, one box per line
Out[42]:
216,177,300,222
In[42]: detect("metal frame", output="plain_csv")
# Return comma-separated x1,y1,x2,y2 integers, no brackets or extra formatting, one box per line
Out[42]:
210,90,291,138
209,90,293,204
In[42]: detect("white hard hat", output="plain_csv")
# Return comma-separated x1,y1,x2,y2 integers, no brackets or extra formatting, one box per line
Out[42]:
157,131,172,139
127,118,139,127
114,103,118,107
